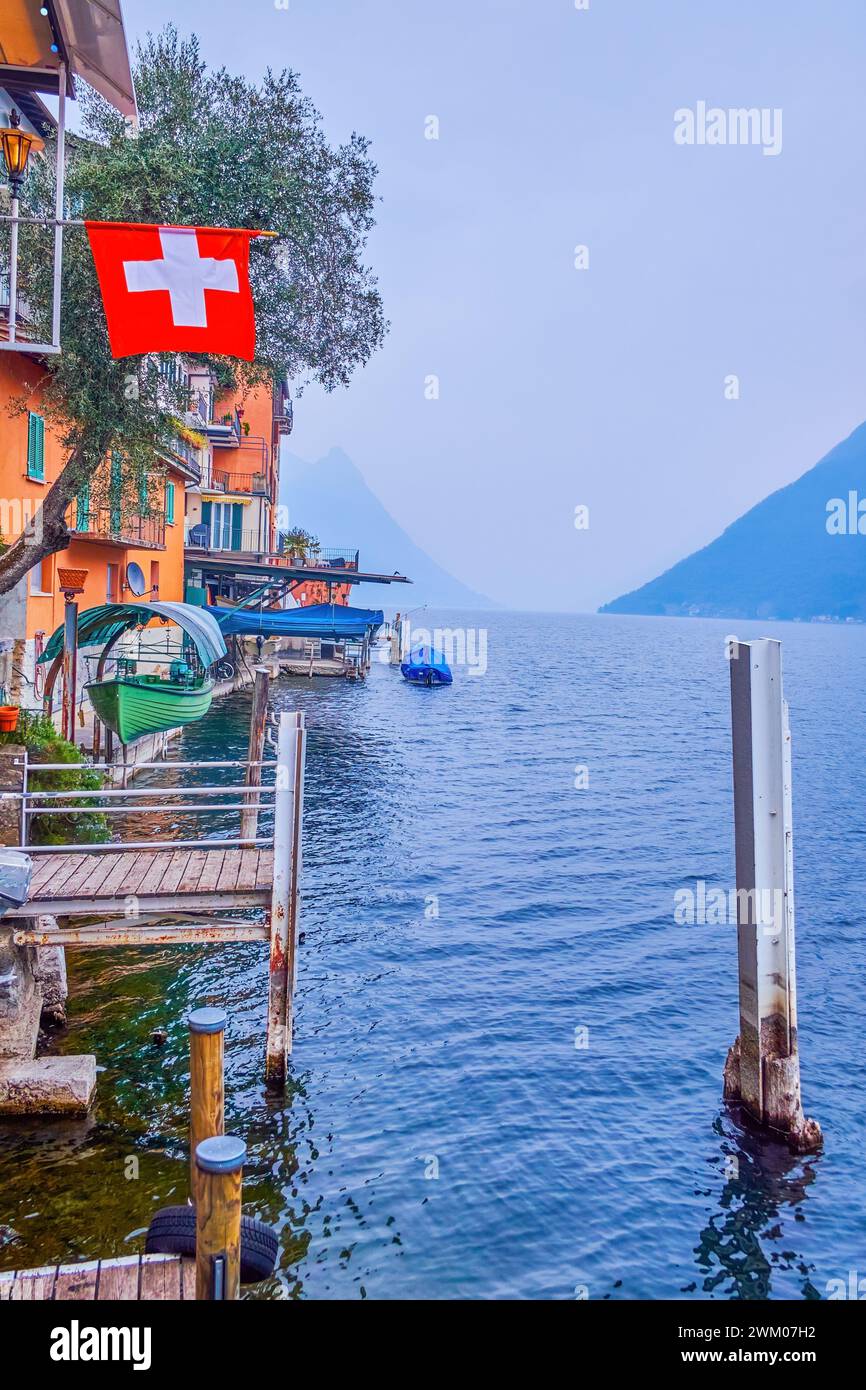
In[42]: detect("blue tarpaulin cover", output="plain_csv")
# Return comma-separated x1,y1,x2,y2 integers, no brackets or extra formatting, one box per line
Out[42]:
209,603,384,641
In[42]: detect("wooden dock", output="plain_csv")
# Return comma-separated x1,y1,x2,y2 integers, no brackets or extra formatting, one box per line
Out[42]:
0,1253,194,1300
5,692,306,1083
11,848,274,938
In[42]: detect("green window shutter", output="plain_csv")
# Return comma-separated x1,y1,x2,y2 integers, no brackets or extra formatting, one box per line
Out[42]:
165,481,176,525
231,503,243,550
201,500,212,529
27,412,45,480
76,480,90,531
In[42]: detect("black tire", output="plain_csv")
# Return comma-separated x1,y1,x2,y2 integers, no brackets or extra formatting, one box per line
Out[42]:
145,1204,278,1283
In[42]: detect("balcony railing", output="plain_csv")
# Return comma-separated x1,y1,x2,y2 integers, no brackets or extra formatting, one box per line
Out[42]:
211,470,269,496
75,507,166,549
278,540,359,569
166,435,202,480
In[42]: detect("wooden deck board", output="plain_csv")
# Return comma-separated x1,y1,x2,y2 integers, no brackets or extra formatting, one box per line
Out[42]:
256,850,275,889
216,848,243,892
196,850,225,892
0,1254,194,1300
14,849,273,920
178,849,208,894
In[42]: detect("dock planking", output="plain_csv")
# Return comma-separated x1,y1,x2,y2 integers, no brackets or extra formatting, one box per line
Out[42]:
0,1254,195,1301
10,847,274,918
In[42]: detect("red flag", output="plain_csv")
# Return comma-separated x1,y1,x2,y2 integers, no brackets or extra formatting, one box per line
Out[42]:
85,221,261,360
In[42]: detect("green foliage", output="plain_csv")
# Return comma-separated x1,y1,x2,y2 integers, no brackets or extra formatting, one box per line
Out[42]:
15,23,387,482
281,527,319,558
0,712,108,845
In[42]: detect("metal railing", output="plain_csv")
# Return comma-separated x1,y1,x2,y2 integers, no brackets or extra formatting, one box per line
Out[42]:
277,541,360,569
168,435,203,477
14,752,279,853
74,506,166,548
212,470,269,496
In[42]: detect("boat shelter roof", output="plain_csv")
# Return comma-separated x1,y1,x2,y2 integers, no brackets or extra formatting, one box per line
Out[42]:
0,0,136,116
210,603,384,641
40,601,227,667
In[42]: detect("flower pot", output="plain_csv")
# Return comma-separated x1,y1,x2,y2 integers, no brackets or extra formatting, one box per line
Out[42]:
0,706,19,733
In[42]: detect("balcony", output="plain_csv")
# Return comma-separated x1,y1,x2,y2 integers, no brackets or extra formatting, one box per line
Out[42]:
211,470,269,496
277,541,360,569
74,507,166,550
273,382,293,437
164,435,202,482
205,408,242,448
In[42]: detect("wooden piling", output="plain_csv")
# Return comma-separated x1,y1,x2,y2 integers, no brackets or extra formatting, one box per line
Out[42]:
240,666,270,844
188,1007,226,1206
265,710,306,1086
724,638,821,1151
194,1135,246,1300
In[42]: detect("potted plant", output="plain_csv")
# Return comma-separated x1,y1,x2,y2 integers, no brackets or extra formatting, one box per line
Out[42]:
0,684,19,733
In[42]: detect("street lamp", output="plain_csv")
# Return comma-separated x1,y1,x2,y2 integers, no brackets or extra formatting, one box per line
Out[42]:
0,109,43,345
0,109,42,198
57,568,88,744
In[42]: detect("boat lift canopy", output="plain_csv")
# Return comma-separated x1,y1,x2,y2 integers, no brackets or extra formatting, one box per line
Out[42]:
40,601,228,667
209,602,384,642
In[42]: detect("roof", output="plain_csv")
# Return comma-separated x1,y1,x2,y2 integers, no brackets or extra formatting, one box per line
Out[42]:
39,601,227,667
209,603,384,641
0,0,136,116
186,549,411,587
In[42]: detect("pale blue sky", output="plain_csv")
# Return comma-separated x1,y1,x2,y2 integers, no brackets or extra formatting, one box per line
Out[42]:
119,0,866,609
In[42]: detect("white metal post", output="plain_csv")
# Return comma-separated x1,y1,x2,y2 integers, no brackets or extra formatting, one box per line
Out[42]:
724,638,821,1151
265,710,305,1085
51,63,67,350
7,193,18,344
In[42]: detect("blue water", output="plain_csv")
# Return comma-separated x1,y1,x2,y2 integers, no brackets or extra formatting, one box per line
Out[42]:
1,611,864,1299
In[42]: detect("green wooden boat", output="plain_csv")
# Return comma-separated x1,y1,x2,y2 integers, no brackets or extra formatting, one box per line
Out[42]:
39,600,228,746
86,673,215,744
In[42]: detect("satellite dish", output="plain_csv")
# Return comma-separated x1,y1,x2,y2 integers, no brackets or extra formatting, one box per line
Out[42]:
126,562,147,597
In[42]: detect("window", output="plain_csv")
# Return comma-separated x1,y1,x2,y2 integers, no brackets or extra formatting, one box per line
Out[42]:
150,561,160,596
26,412,45,481
106,563,119,603
165,481,176,525
209,501,233,550
30,557,53,596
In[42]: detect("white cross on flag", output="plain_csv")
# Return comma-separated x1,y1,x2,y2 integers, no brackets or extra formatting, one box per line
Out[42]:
86,221,261,360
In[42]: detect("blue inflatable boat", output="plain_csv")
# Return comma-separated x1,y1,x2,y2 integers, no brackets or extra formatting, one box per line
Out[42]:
401,645,453,686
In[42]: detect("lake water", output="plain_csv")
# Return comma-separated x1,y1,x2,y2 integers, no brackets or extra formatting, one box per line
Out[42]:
1,611,864,1300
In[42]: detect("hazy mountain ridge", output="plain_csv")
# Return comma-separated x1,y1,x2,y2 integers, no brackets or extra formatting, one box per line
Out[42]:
601,421,866,621
280,447,498,609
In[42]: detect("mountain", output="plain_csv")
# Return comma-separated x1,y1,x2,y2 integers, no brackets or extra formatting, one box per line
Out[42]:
601,421,866,622
280,447,497,609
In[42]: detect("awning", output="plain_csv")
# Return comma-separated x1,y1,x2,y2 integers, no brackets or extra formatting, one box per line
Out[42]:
0,0,136,116
210,602,384,641
39,601,227,667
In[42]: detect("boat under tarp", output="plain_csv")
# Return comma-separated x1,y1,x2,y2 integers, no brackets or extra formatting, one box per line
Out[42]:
210,602,384,642
401,645,453,686
39,601,227,744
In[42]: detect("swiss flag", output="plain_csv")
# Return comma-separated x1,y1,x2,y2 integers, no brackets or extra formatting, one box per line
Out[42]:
85,221,260,361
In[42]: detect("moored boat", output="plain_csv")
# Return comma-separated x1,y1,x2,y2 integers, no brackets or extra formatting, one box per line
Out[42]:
39,600,227,744
86,672,215,744
401,645,453,686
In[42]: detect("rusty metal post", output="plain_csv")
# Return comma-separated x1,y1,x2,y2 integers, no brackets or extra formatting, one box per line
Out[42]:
189,1007,226,1206
61,597,78,743
723,638,821,1152
194,1135,245,1300
240,666,269,844
265,710,305,1086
